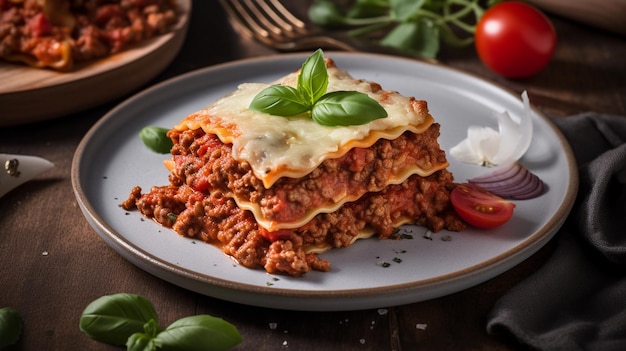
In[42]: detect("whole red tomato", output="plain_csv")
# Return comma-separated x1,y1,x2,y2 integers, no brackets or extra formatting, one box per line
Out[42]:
475,1,557,78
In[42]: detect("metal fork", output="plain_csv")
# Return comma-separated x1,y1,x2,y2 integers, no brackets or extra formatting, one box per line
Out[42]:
219,0,358,52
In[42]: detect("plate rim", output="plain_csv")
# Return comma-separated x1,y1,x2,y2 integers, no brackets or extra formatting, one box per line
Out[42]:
71,52,579,309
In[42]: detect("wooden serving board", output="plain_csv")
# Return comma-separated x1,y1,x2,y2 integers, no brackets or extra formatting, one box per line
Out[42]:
0,0,191,127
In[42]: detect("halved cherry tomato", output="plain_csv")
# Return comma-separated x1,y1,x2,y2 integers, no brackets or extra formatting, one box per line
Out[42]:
475,1,556,78
450,183,515,229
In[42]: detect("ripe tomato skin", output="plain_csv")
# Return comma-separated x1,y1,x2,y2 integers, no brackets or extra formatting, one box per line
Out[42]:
475,2,557,78
450,183,515,229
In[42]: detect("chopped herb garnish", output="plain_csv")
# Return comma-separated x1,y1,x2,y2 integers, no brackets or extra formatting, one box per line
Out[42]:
392,257,402,263
166,213,178,222
249,49,387,127
377,261,391,268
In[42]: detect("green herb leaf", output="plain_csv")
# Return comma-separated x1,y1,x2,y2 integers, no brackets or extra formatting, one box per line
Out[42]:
309,0,490,59
0,307,22,349
308,1,391,28
380,18,440,58
249,49,388,126
79,293,159,346
389,0,426,22
297,49,328,104
312,91,388,126
307,0,349,27
126,332,159,351
347,0,389,19
155,315,242,351
248,85,310,116
126,319,160,351
140,126,173,154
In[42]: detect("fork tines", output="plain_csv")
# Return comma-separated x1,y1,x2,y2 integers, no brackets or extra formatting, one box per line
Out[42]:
221,0,308,45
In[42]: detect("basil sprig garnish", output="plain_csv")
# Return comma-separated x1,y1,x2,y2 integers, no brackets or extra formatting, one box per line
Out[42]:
249,49,388,126
79,293,241,351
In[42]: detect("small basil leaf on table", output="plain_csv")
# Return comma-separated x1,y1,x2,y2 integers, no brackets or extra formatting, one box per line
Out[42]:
312,91,388,126
126,332,159,351
140,126,173,154
0,307,22,349
155,315,242,351
126,319,160,351
79,293,160,346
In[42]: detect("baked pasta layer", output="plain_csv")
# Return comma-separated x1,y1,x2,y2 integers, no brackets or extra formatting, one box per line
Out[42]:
166,125,450,231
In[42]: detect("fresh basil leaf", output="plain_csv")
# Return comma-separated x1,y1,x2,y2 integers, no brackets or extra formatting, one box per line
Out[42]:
0,307,22,349
310,0,490,60
311,91,387,126
155,315,242,351
249,85,310,116
297,49,328,104
389,0,426,21
79,293,160,346
126,319,160,351
126,332,159,351
347,0,390,19
249,49,387,126
308,0,348,27
380,19,440,58
140,126,173,154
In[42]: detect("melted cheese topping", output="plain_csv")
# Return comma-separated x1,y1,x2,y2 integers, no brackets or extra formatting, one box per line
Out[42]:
174,62,434,188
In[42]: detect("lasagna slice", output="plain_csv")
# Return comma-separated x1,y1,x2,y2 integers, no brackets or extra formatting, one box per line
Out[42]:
122,57,465,276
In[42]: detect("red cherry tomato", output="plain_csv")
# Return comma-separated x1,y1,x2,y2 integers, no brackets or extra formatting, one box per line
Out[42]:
475,1,557,78
450,183,515,229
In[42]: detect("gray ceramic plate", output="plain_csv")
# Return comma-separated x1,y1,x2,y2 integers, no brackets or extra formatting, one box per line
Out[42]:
71,52,578,311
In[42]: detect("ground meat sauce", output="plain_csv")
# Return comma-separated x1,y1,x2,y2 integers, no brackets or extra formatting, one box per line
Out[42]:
123,125,466,277
0,0,177,70
168,124,450,225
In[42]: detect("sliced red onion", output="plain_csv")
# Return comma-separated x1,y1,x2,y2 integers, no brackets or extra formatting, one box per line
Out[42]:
469,162,545,200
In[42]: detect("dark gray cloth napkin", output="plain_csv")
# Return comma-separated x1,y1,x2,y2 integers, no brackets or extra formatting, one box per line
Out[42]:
486,112,626,351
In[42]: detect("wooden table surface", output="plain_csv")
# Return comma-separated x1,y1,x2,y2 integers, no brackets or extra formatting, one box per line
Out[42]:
1,1,624,350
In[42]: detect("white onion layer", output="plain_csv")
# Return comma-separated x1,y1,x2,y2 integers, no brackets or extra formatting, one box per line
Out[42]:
450,91,532,167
